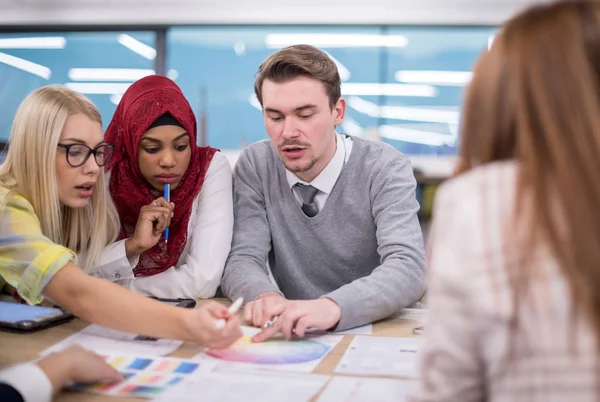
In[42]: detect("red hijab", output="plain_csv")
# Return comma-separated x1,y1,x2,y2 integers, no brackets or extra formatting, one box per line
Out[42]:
105,75,217,277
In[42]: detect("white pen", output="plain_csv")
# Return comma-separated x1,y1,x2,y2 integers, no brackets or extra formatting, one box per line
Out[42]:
215,297,244,329
263,315,279,329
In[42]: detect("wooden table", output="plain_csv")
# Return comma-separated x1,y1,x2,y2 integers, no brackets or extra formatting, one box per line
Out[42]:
0,300,423,401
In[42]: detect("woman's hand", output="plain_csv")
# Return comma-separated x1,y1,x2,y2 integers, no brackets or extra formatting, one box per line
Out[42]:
125,197,174,257
183,302,243,349
36,345,123,395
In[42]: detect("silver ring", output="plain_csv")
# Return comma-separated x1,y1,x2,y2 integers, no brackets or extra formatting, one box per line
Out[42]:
151,200,158,207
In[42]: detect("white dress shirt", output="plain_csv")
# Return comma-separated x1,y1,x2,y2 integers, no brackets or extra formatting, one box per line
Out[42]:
0,363,52,402
286,133,353,210
93,151,234,299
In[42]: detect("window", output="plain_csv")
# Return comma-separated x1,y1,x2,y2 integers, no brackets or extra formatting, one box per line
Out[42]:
167,26,495,158
382,27,494,156
167,27,383,150
0,31,156,142
1,27,495,160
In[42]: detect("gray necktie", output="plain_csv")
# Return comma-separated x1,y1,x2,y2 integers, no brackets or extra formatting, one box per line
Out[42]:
294,183,320,217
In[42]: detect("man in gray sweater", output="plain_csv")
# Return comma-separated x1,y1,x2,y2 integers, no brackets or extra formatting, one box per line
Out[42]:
221,44,426,341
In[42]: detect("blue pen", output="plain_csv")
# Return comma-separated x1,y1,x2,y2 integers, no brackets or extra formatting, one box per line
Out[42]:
164,183,170,243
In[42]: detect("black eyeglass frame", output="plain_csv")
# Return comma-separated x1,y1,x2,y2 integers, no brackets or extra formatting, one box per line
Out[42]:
57,143,115,168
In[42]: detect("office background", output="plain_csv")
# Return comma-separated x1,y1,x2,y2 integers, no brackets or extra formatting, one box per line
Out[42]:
0,0,544,220
0,27,494,158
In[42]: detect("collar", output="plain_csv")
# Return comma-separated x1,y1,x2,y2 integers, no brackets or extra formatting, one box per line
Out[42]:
285,133,345,194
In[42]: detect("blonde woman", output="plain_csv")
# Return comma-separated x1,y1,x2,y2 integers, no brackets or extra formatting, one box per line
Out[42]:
413,1,600,400
0,86,241,349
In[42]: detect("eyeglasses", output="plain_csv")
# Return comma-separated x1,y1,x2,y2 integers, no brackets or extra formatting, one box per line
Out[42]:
57,143,115,168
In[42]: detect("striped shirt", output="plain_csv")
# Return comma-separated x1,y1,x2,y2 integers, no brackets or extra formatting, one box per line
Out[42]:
412,161,598,402
0,186,75,305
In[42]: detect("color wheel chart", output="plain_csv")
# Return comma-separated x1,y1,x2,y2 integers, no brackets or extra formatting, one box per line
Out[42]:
69,353,217,398
198,326,342,373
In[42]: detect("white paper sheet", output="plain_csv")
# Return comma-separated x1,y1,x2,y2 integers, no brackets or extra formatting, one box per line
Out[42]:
194,326,342,373
152,371,330,402
392,308,427,322
335,336,422,378
41,324,183,356
317,376,418,402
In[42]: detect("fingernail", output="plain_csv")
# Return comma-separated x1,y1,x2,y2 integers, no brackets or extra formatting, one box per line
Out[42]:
107,377,124,383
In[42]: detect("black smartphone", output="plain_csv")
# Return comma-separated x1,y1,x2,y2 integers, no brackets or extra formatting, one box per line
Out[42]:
151,297,196,308
0,301,74,333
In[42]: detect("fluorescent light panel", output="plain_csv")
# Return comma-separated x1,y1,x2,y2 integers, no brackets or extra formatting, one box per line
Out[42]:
233,41,246,56
68,68,155,81
117,34,156,60
342,83,436,97
65,82,132,94
341,116,363,137
347,96,459,124
323,51,350,81
167,69,179,81
395,70,472,86
379,125,456,147
248,94,262,110
110,94,123,105
266,34,408,48
0,37,66,49
488,35,495,50
0,52,51,79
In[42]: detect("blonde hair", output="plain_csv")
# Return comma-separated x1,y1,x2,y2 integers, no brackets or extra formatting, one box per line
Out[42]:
0,85,120,271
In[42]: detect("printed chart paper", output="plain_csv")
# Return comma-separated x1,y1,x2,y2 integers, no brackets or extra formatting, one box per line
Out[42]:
69,353,217,398
335,336,422,378
41,324,183,356
317,376,418,402
152,370,330,402
195,326,342,372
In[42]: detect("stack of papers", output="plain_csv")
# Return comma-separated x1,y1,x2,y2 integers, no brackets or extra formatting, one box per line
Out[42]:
41,324,183,356
335,336,422,378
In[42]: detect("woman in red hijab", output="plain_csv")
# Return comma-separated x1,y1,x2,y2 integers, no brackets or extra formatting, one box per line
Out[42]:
96,75,234,298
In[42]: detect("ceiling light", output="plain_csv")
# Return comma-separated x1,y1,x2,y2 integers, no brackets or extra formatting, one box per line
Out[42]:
342,83,436,97
265,33,408,48
395,70,472,86
0,52,51,79
117,34,156,60
68,68,155,81
0,37,65,49
65,82,132,94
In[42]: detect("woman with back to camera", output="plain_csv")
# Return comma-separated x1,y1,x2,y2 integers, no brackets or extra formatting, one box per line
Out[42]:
413,1,600,400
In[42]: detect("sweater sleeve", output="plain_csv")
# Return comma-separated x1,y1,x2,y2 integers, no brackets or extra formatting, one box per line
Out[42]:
323,152,427,330
221,146,282,302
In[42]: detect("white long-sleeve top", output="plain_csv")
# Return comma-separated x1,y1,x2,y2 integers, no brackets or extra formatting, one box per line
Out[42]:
0,363,53,402
92,151,233,299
